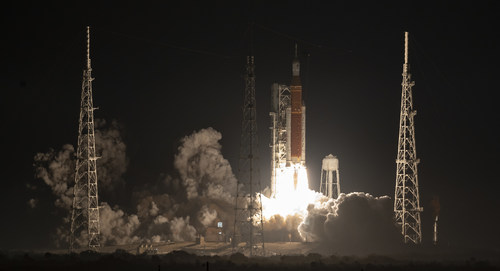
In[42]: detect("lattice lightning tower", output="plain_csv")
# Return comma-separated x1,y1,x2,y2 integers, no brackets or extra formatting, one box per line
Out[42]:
233,55,265,257
70,26,101,251
394,32,423,244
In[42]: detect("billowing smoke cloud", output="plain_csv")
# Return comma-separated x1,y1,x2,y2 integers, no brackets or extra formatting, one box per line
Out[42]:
174,127,236,203
170,217,197,242
99,203,141,245
198,205,218,227
263,214,304,242
33,123,407,254
93,119,128,190
32,119,128,210
33,126,237,247
33,144,75,209
298,192,402,255
32,119,133,247
133,128,237,242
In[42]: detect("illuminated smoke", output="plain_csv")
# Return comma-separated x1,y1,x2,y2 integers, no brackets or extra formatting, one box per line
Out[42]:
260,165,402,252
263,214,304,242
93,119,128,190
198,205,218,227
33,124,402,252
169,216,197,242
33,144,75,209
260,165,325,241
298,192,402,254
32,119,135,246
27,198,38,208
33,126,236,246
135,128,236,242
174,127,236,203
99,203,141,245
32,119,128,210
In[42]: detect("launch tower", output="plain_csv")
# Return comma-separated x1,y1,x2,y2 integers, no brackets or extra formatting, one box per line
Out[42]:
233,55,265,256
70,26,101,251
394,32,423,244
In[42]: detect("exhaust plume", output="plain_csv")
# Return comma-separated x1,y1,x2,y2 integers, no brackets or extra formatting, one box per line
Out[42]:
298,192,402,254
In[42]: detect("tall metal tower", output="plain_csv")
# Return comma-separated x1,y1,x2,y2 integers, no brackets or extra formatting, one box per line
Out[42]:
394,32,423,244
319,154,340,199
233,55,265,257
269,83,290,197
70,26,101,251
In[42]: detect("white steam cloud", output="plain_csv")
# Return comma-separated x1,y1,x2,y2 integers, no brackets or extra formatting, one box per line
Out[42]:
298,192,402,254
174,127,236,203
32,119,128,210
33,123,402,254
33,126,236,247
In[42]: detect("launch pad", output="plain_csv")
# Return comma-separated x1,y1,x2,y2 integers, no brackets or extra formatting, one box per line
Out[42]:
48,241,321,257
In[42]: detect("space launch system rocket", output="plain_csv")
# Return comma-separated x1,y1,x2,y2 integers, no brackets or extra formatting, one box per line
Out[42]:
287,44,306,166
269,44,306,196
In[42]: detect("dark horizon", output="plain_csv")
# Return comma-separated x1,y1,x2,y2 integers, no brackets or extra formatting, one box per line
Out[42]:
2,1,499,253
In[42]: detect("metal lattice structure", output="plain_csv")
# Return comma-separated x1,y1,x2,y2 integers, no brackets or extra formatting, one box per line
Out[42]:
70,26,101,251
233,55,265,257
394,32,423,244
269,83,291,197
319,154,340,199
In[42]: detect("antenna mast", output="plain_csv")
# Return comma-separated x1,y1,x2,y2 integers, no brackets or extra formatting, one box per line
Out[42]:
70,26,101,251
394,32,423,244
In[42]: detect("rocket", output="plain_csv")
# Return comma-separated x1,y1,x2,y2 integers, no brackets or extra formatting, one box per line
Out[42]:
268,44,307,196
287,44,306,166
287,44,306,190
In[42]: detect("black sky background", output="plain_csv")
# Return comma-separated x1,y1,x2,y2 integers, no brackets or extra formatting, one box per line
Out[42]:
2,1,499,251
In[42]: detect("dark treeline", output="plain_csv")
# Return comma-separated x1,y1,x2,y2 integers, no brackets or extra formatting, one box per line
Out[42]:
0,249,498,271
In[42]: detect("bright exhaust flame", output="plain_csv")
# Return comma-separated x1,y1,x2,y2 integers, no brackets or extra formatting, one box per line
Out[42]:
261,164,323,219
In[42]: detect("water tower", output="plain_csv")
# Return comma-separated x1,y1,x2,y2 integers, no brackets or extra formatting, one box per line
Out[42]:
319,154,340,199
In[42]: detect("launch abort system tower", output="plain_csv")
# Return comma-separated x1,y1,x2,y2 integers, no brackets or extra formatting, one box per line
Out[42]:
70,26,101,251
394,32,423,244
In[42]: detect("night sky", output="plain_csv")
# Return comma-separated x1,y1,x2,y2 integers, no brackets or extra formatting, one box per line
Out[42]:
2,1,499,251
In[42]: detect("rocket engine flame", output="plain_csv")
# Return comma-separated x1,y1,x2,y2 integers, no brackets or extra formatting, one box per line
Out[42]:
261,164,323,239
